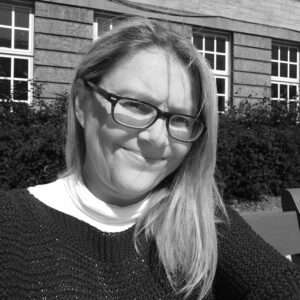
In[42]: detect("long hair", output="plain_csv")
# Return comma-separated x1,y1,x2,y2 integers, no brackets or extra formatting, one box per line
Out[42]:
64,18,226,299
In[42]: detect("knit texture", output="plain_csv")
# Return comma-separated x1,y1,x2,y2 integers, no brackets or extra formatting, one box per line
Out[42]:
0,189,300,299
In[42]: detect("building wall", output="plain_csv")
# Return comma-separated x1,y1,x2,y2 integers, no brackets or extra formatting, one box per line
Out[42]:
127,0,300,34
34,1,93,99
233,33,272,105
28,0,300,105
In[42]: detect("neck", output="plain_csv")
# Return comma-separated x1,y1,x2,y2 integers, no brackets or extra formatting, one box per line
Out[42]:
81,169,147,207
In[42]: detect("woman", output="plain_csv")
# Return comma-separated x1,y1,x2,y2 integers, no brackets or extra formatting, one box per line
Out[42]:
1,18,299,299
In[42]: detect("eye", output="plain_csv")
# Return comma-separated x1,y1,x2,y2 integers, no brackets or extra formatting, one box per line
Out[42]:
171,115,194,127
119,99,153,115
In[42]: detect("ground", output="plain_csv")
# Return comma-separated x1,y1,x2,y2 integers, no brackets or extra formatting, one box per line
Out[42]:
230,196,282,213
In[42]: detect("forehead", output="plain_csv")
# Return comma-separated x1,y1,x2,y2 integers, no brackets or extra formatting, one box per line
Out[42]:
101,47,197,114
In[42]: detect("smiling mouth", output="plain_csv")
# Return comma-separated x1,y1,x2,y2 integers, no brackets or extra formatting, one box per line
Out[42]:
122,148,166,161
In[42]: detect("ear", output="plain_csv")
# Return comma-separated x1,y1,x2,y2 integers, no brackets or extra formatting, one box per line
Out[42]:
75,96,86,128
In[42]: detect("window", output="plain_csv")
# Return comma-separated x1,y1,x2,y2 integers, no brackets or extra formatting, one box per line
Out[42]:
193,31,230,112
271,43,299,111
93,13,124,39
0,3,33,102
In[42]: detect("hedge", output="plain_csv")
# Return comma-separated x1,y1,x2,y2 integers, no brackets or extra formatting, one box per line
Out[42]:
217,100,300,201
0,95,299,203
0,94,67,190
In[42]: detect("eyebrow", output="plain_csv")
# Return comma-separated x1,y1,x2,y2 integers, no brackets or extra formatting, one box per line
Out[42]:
113,88,159,103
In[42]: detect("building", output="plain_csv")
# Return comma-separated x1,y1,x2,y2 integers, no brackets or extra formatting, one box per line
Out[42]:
0,0,299,112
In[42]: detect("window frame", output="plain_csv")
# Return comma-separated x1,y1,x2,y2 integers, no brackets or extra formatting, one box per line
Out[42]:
0,2,34,102
271,41,300,110
192,29,231,112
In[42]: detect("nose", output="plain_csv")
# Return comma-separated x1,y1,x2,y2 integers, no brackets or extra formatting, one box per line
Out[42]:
138,118,168,146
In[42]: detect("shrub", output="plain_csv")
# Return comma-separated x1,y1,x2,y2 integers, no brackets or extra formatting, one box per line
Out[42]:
1,90,299,203
0,91,67,190
217,99,300,202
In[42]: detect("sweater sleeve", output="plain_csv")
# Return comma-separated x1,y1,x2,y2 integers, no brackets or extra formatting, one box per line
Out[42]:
214,206,300,300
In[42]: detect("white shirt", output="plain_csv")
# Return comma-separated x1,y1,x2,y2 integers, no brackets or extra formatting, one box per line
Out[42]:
28,175,148,232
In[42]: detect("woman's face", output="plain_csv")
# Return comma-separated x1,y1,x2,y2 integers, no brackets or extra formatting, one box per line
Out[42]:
77,47,196,206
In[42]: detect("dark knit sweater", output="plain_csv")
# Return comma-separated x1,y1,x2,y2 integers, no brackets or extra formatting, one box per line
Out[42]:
1,190,300,299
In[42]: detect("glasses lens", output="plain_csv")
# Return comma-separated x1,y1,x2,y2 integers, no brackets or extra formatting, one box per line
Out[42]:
169,115,204,141
114,99,157,128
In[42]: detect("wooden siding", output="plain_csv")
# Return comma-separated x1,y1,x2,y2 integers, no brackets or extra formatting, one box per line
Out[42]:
35,50,82,68
34,1,93,100
35,33,91,54
232,33,272,103
38,83,72,99
42,0,300,42
110,0,300,33
155,20,193,38
233,85,270,99
233,59,271,74
35,66,75,84
233,46,271,62
35,18,92,39
35,1,93,23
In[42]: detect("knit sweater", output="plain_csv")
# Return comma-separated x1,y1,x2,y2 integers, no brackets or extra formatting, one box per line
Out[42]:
1,190,300,299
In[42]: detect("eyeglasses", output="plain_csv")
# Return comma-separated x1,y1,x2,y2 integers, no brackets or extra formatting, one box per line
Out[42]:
84,80,206,142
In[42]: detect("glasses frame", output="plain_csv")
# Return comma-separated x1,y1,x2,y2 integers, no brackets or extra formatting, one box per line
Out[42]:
84,80,206,142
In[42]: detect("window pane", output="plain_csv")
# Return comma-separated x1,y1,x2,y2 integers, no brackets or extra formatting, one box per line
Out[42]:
216,78,225,94
271,62,278,76
280,46,288,61
272,45,278,60
0,4,12,26
0,27,12,48
205,36,214,51
97,17,113,36
289,64,297,79
280,85,287,98
0,79,11,99
271,83,278,98
193,35,203,50
13,80,28,100
289,85,297,99
217,38,226,53
280,63,288,77
0,57,11,77
15,30,29,49
218,96,225,111
216,55,225,71
290,48,297,62
14,58,28,78
15,7,30,28
205,53,214,68
96,16,123,37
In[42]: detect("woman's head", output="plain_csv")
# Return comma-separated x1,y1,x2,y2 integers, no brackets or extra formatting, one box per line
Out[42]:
66,18,218,204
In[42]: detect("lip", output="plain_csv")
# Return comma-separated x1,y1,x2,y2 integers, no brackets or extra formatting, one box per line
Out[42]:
121,147,166,161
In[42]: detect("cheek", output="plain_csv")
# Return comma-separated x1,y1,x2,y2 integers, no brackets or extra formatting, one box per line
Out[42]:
165,143,191,175
172,143,191,162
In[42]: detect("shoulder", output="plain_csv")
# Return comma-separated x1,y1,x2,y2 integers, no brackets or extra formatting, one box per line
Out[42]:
215,206,300,299
0,189,31,216
0,188,52,226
